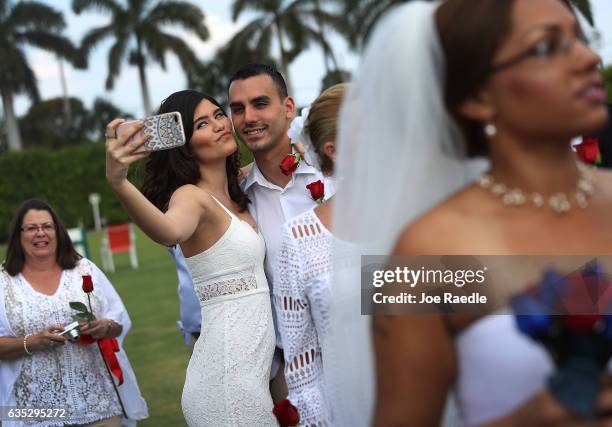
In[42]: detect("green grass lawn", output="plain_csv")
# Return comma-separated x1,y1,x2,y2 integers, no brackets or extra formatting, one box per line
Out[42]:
1,228,191,426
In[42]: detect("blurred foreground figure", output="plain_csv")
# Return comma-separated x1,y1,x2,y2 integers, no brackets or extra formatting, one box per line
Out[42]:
331,0,612,425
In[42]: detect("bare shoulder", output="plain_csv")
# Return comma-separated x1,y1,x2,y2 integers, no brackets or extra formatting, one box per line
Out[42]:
393,184,490,255
168,184,214,211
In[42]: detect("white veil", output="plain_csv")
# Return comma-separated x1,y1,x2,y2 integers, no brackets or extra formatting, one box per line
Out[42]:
325,1,487,425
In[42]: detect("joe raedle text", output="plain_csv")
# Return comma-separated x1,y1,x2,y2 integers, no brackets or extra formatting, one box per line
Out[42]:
372,291,487,305
369,266,489,309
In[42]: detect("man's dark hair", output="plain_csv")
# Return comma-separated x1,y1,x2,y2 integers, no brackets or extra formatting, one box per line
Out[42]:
228,64,289,99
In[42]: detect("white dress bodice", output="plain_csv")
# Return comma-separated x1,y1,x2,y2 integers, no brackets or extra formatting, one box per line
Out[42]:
455,312,554,426
181,197,276,427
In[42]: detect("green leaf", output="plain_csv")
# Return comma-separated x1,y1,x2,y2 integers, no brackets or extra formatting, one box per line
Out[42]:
69,301,89,313
72,312,95,322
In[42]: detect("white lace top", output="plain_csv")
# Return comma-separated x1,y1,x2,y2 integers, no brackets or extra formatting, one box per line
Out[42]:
274,209,333,426
5,271,121,425
0,259,148,427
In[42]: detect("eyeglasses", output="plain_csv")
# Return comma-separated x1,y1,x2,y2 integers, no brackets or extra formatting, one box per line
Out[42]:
21,223,55,235
490,28,602,73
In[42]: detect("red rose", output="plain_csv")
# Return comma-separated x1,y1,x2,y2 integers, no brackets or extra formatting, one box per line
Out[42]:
575,137,602,165
306,180,325,203
82,275,94,293
272,399,300,427
563,314,602,333
280,154,300,176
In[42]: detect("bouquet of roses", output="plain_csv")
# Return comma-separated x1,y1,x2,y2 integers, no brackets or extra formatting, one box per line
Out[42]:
510,261,612,418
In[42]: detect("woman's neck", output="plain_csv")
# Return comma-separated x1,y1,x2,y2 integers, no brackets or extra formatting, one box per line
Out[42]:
314,197,334,231
198,159,231,198
22,257,59,275
487,132,580,194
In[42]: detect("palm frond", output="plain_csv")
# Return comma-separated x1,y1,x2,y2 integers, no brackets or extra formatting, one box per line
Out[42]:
72,0,121,15
6,2,65,31
227,17,270,52
0,45,39,101
146,1,209,41
105,34,129,89
231,0,276,21
80,24,115,57
13,31,77,59
147,31,200,74
138,26,167,69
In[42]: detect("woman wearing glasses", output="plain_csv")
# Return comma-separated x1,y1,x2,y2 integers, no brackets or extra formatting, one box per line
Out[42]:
330,0,612,425
0,199,147,426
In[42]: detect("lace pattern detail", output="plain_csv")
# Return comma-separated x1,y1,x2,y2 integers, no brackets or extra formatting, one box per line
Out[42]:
3,266,122,425
181,198,276,426
274,210,333,426
194,268,258,303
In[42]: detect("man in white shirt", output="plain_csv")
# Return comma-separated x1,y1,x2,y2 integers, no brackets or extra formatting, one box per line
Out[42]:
228,64,335,399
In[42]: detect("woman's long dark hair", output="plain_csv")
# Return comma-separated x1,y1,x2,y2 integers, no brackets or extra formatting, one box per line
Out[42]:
3,199,81,276
140,90,249,212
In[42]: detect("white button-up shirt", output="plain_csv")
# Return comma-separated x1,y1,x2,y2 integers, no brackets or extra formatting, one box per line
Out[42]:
241,160,336,293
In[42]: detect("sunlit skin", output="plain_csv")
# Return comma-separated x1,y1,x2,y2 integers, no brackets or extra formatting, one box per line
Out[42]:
228,74,296,187
373,1,612,426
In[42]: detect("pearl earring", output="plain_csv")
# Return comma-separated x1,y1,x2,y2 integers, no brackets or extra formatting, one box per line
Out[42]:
484,123,497,138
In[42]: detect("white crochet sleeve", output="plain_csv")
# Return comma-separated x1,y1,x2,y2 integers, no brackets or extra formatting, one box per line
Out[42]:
274,220,331,427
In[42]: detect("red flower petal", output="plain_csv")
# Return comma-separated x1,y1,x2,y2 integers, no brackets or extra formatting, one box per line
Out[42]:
82,275,94,293
272,399,300,426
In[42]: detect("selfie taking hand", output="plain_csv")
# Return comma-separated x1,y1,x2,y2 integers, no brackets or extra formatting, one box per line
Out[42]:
105,118,150,188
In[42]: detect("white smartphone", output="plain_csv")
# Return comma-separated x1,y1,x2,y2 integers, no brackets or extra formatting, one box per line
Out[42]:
117,111,186,153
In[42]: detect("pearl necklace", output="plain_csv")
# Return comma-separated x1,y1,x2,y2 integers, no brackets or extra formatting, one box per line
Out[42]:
477,163,594,214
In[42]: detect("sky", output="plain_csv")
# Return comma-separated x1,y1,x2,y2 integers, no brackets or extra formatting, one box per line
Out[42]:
10,0,612,118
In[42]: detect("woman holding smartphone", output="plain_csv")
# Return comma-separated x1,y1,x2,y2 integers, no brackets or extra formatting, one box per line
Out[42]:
105,90,277,426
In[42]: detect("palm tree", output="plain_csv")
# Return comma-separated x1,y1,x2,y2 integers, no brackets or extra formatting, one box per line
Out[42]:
0,1,81,151
230,0,346,96
73,0,209,115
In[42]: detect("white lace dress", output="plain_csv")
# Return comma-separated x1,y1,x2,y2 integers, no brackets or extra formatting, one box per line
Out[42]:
274,209,333,426
181,196,277,427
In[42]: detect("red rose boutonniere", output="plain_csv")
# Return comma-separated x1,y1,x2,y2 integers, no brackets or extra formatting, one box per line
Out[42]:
575,137,602,165
306,180,325,204
280,154,301,176
272,399,300,427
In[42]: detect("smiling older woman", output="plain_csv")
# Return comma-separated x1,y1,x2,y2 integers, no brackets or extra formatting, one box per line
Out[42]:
0,199,147,427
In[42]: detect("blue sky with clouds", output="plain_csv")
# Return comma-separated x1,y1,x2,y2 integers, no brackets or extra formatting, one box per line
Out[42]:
11,0,612,118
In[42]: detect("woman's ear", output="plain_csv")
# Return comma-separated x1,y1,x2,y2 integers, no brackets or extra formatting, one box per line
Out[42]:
322,141,336,164
458,89,496,123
